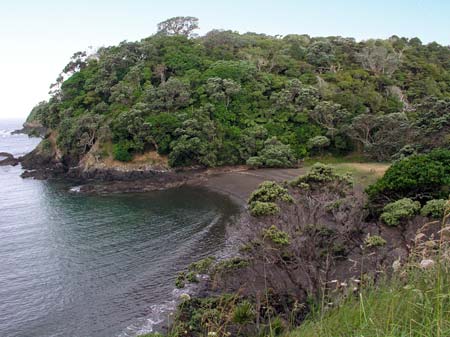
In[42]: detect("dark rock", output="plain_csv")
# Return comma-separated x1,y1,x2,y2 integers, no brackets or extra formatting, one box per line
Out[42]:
0,152,19,166
12,122,47,137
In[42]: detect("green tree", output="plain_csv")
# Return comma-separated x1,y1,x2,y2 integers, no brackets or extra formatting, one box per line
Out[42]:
157,16,199,37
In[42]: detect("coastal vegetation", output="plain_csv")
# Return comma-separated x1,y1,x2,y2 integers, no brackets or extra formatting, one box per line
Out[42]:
26,16,450,172
144,160,450,337
21,16,450,337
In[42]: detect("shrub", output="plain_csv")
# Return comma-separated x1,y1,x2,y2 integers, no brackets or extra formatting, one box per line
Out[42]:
186,271,199,283
249,201,280,217
176,270,199,288
291,163,352,187
364,235,387,248
113,140,133,162
188,256,216,274
215,257,250,273
175,272,186,289
367,149,450,208
380,198,421,226
248,181,293,204
262,225,290,246
232,300,255,324
246,156,264,168
420,199,447,218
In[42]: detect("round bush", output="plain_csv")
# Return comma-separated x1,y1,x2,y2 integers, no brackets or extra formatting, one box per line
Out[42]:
380,198,421,226
420,199,447,218
249,201,280,217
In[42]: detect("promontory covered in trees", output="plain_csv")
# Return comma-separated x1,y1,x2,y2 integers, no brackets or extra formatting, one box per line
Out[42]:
24,16,449,174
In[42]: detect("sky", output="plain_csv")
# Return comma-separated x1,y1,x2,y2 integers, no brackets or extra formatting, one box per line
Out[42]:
0,0,449,120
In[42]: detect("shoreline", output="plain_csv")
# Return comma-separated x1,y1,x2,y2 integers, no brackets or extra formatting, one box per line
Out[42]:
65,165,307,207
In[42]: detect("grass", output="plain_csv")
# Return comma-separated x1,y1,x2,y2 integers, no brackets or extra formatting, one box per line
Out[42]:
302,157,389,187
287,205,450,337
287,264,450,337
302,153,372,166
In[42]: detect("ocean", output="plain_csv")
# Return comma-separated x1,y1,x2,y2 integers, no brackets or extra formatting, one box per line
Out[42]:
0,120,239,337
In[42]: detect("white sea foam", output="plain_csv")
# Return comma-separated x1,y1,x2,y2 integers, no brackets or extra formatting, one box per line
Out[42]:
118,276,205,336
0,129,12,137
69,186,82,193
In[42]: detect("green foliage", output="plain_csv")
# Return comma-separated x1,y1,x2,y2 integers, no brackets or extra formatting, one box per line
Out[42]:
232,300,255,324
367,149,450,207
30,20,450,168
380,198,421,226
168,112,219,167
247,137,296,168
175,272,186,289
364,235,387,248
291,163,352,187
188,256,216,274
249,201,280,217
186,271,199,283
307,136,330,153
214,257,250,273
421,199,448,218
40,139,52,153
262,225,291,246
248,181,293,204
113,140,133,162
26,101,49,124
175,270,199,289
288,260,450,337
146,113,181,154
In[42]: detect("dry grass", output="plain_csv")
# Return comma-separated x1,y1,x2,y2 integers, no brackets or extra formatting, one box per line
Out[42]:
302,162,389,187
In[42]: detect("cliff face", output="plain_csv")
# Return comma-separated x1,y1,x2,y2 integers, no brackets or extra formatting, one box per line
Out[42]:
20,133,64,178
19,135,200,194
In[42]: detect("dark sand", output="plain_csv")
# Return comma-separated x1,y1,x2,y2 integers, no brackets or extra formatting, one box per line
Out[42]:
200,167,306,205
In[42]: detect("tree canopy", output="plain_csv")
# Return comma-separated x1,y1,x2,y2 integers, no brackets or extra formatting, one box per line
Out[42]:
31,18,450,167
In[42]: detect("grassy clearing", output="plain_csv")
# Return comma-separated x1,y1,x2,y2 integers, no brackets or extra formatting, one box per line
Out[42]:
302,157,389,187
302,153,372,166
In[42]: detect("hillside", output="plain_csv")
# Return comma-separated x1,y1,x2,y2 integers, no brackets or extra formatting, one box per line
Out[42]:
25,16,450,175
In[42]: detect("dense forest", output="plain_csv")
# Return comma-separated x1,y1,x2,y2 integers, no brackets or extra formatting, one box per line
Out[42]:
29,16,450,168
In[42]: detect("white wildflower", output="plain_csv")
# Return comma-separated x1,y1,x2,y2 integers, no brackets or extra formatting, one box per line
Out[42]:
392,259,401,272
420,259,435,269
180,293,191,301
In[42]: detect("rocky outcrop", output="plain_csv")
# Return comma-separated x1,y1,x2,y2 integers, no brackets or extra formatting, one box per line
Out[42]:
19,144,65,179
0,152,19,166
12,121,47,137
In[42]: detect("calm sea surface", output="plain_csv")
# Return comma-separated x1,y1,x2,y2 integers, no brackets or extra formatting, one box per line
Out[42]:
0,120,239,337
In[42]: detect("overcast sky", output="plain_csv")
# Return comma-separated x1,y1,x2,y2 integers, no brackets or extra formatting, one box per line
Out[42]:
1,0,449,120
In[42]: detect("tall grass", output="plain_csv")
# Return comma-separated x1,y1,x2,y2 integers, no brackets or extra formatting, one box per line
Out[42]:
288,202,450,337
288,267,450,337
